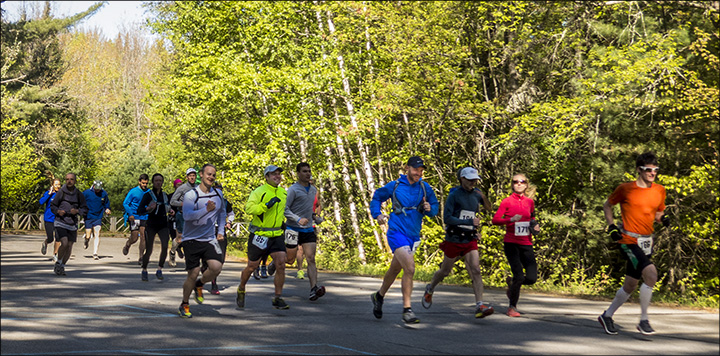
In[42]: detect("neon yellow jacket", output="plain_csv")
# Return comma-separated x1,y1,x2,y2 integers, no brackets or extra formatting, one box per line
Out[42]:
245,183,287,237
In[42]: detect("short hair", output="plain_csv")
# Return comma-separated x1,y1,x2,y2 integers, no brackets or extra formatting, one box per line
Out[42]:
139,173,149,181
296,162,310,172
636,152,659,167
201,163,216,174
151,173,164,182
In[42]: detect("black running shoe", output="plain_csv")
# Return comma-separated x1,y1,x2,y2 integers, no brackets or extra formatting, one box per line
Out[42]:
637,320,655,335
598,312,618,335
41,240,48,255
402,308,420,324
267,261,276,276
309,286,326,301
371,292,383,319
236,288,245,308
272,297,289,309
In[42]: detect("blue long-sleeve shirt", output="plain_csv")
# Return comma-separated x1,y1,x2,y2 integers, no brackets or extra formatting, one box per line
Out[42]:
39,190,57,223
182,186,226,242
83,188,110,220
123,186,148,222
370,174,439,239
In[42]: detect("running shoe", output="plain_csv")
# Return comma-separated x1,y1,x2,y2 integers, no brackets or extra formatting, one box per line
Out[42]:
52,254,58,263
637,320,655,335
475,304,495,318
598,312,618,335
194,280,204,304
309,285,326,301
122,243,129,256
506,306,521,318
371,292,383,319
93,254,99,260
402,308,420,324
421,284,433,309
156,269,163,280
236,288,246,308
252,268,260,280
296,270,305,279
267,261,276,276
59,265,66,276
141,270,148,281
177,246,184,259
178,303,192,318
210,283,220,295
41,240,48,255
83,237,89,250
272,297,290,309
54,263,62,276
260,265,268,278
169,251,176,267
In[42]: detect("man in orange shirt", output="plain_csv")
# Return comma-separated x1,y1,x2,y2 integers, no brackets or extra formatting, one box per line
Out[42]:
598,152,670,335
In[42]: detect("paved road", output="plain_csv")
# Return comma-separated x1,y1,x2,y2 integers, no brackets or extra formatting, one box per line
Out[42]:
1,232,718,355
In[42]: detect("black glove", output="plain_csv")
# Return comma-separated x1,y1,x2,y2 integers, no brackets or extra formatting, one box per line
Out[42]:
661,214,670,228
607,224,622,241
266,197,281,208
529,219,539,236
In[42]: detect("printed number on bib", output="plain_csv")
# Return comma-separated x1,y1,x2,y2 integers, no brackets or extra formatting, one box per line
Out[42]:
637,236,653,256
210,238,222,255
458,209,476,230
285,229,299,245
251,234,268,249
514,221,530,236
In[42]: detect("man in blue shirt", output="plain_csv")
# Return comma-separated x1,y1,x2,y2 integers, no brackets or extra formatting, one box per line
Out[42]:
369,156,439,324
82,181,111,260
122,174,149,264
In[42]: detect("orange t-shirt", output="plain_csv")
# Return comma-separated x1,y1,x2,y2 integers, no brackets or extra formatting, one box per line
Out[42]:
608,181,666,245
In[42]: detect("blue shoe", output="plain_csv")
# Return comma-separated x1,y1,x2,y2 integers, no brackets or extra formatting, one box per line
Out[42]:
156,269,163,280
141,270,148,282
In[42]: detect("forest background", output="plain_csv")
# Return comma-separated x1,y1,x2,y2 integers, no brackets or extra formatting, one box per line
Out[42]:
1,1,718,308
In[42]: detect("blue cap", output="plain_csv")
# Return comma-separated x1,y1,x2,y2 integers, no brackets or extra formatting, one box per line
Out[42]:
407,156,426,168
263,165,283,175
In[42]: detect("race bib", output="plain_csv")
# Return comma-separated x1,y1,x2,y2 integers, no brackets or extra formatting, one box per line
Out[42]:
458,209,476,230
130,220,140,230
285,229,299,245
411,240,421,254
251,234,268,249
514,221,530,236
637,236,653,255
210,238,222,255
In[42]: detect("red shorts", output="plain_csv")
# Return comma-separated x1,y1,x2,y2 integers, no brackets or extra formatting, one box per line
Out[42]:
439,240,478,259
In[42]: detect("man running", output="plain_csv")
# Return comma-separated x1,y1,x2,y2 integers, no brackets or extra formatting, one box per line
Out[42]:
169,168,199,266
82,181,111,260
167,178,183,267
122,174,149,264
178,164,226,318
422,167,494,318
40,178,62,262
282,162,326,301
137,173,171,281
598,152,669,335
236,165,289,310
370,156,439,324
49,173,88,275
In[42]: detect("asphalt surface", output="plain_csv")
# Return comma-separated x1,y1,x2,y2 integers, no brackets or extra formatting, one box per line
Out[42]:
1,232,718,355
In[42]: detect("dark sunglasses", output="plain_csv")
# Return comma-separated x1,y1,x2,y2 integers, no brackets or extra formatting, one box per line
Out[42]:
639,166,660,173
512,179,527,184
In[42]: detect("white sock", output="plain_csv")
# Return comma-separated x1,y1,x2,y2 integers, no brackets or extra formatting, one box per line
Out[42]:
639,283,653,320
605,287,631,317
476,301,483,307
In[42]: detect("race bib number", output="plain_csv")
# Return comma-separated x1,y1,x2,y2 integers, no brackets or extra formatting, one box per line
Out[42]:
411,240,421,254
458,209,476,230
251,234,268,249
514,221,530,236
285,229,299,245
210,238,222,255
637,236,653,255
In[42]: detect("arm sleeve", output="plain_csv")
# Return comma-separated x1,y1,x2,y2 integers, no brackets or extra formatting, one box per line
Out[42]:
136,193,152,215
123,190,134,216
424,182,440,218
169,185,186,208
492,199,511,225
103,192,110,210
284,188,302,224
443,193,472,226
39,191,50,205
245,188,268,216
370,182,393,218
50,191,61,215
182,189,204,222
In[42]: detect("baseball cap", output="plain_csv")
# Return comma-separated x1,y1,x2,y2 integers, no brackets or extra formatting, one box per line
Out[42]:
186,167,197,176
459,167,480,180
264,165,283,175
93,181,103,190
407,156,426,168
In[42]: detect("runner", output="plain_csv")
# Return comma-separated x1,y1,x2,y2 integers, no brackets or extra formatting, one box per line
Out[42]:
491,173,541,317
178,164,226,318
122,174,149,264
167,178,183,267
598,152,669,335
422,167,494,318
169,168,199,267
82,181,111,260
39,178,62,262
236,165,289,310
369,156,439,324
282,162,325,300
137,173,171,281
49,173,88,276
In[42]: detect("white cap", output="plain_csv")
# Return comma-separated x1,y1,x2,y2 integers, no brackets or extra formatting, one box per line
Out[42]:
263,165,283,175
459,167,480,180
186,168,197,176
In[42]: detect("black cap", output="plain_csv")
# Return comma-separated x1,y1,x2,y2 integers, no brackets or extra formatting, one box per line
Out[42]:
407,156,426,168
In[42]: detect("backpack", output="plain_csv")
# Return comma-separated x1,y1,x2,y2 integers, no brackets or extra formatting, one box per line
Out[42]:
191,186,224,211
148,189,169,215
391,179,427,215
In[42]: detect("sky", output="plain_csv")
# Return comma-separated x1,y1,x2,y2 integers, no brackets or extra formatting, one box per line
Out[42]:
2,1,153,39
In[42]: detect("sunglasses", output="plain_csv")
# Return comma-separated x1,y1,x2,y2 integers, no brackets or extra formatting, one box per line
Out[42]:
639,166,660,173
512,179,527,184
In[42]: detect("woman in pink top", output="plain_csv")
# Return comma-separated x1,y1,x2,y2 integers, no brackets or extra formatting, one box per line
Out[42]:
492,173,541,317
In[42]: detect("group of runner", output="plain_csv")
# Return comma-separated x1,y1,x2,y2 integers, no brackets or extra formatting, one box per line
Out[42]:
39,152,669,335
